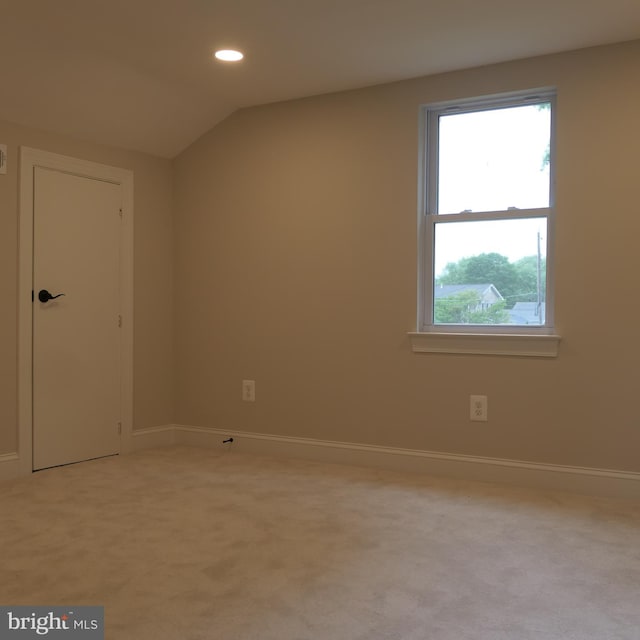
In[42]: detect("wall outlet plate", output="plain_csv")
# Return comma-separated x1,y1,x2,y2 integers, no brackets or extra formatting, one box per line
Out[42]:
470,395,488,422
242,379,255,402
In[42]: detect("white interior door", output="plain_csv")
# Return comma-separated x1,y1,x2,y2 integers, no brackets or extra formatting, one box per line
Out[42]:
33,167,122,470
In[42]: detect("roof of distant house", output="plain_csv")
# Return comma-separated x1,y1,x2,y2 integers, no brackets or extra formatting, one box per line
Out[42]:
433,284,503,300
508,302,546,325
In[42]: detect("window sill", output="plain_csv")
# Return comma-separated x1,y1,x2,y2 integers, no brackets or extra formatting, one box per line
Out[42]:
408,331,560,357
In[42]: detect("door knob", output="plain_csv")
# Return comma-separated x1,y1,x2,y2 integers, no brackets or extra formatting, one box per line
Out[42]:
38,289,65,303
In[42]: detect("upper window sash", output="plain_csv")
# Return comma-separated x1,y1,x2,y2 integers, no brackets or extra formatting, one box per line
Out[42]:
425,91,556,217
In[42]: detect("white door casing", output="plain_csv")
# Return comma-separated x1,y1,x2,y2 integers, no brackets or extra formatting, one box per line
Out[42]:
19,148,134,474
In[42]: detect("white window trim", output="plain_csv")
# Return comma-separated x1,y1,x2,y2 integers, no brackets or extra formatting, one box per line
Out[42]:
414,89,560,357
409,331,560,357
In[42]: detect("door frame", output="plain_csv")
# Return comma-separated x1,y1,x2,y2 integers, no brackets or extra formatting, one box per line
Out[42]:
18,147,134,474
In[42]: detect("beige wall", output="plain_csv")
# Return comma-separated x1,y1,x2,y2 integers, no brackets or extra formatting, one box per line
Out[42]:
3,40,638,472
0,119,173,454
173,40,640,473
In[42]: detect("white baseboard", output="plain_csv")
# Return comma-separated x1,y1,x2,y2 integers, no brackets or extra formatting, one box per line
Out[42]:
4,424,639,499
173,424,640,499
131,425,176,450
0,452,20,482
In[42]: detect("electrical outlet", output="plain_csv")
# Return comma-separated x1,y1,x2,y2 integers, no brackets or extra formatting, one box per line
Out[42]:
242,379,255,402
470,395,488,422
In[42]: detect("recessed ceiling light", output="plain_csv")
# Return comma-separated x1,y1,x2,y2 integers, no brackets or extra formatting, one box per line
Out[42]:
214,49,244,62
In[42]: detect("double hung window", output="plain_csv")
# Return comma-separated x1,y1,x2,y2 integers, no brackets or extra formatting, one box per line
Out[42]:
420,91,556,335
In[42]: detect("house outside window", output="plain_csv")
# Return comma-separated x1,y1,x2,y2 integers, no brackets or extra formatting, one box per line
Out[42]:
418,90,556,338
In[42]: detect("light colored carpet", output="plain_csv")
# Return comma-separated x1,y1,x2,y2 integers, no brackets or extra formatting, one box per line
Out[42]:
1,445,639,639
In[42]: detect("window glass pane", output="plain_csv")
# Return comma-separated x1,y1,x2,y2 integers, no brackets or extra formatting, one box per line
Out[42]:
433,218,546,325
437,103,551,214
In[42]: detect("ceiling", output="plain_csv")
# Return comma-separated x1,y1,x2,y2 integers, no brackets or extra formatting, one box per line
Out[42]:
1,0,639,158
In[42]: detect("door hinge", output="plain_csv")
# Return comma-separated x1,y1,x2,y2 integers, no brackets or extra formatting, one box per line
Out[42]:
118,314,122,328
119,208,123,218
117,422,122,435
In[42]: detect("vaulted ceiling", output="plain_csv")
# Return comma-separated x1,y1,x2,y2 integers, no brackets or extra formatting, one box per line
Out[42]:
2,0,639,158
